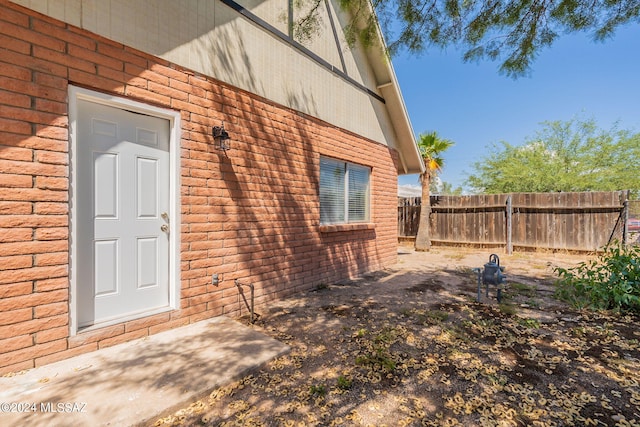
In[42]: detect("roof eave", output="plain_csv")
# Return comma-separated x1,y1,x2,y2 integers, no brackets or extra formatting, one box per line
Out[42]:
363,10,424,175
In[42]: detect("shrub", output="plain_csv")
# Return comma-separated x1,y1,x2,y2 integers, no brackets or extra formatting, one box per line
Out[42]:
336,375,352,390
498,303,517,315
354,328,397,373
517,318,540,328
355,351,396,372
309,384,326,396
554,243,640,313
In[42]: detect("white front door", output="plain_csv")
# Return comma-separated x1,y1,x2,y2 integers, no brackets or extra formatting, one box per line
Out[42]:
76,99,171,328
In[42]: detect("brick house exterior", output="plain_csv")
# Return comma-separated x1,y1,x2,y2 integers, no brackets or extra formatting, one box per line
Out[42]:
0,0,422,374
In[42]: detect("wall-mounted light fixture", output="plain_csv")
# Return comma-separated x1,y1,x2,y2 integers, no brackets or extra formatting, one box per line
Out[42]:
212,122,230,152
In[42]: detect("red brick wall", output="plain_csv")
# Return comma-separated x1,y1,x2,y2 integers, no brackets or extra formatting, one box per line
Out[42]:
0,0,399,374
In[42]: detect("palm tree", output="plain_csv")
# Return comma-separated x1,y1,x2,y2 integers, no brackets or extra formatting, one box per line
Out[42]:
415,131,454,251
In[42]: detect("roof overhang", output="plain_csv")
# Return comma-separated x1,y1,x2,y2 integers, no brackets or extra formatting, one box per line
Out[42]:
376,74,424,175
359,6,425,175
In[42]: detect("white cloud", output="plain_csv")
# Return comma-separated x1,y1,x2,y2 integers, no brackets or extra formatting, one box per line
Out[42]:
398,184,421,197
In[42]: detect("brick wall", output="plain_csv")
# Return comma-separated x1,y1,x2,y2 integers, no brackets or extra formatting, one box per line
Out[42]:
0,0,399,374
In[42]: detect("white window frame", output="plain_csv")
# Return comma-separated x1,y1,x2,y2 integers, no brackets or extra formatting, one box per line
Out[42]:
319,156,371,225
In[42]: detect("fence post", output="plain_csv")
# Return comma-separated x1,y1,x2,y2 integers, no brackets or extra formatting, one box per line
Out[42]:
506,195,513,254
623,191,630,245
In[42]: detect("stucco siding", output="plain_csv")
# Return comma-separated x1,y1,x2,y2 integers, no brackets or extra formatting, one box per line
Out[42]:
11,0,399,151
11,0,81,23
236,0,289,34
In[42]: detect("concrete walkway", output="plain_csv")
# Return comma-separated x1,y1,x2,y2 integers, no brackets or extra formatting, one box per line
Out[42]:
0,317,289,427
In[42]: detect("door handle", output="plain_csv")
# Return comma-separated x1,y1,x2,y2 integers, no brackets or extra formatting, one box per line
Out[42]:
161,224,169,233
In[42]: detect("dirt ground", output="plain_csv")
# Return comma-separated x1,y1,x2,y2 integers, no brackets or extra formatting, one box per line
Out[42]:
153,246,640,427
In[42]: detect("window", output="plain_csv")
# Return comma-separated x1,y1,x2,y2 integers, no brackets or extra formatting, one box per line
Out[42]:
320,157,370,225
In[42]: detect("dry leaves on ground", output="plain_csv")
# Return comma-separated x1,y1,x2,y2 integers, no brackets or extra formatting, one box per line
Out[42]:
153,248,640,427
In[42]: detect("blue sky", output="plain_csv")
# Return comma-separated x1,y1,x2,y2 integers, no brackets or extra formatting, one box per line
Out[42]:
393,25,639,194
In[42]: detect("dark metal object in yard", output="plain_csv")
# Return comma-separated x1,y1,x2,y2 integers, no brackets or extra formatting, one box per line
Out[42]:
474,254,507,303
235,279,255,324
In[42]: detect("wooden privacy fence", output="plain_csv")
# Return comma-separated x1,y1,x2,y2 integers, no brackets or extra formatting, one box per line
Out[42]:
398,191,632,253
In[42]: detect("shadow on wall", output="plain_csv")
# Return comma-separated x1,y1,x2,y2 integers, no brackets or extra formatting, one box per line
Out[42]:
321,229,378,278
199,14,322,118
211,93,383,309
0,2,395,357
155,0,324,119
196,21,266,101
331,0,397,148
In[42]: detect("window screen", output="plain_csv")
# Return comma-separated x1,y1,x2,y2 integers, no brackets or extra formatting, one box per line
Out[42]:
320,157,370,225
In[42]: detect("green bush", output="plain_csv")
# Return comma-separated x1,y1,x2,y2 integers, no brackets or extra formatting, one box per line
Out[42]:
336,375,352,390
309,384,326,396
554,243,640,313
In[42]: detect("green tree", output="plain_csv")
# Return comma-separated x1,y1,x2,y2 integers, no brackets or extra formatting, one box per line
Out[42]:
415,132,454,251
466,117,640,195
434,180,463,195
296,0,639,77
429,178,463,195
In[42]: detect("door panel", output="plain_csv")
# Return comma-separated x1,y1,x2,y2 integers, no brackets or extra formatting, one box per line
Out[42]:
77,100,170,327
137,237,158,288
94,240,118,296
137,157,159,218
93,152,118,218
